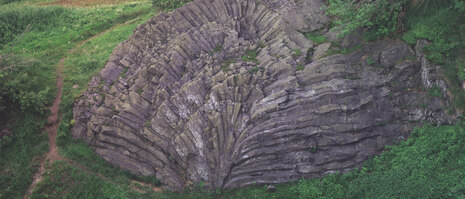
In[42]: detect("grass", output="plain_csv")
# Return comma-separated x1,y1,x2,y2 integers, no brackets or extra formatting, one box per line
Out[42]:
0,115,48,199
220,59,235,72
303,32,328,45
292,49,302,57
0,1,157,198
248,67,260,74
55,1,159,189
400,2,465,110
30,161,132,199
2,0,465,198
241,49,259,63
427,85,443,98
24,122,465,199
152,0,193,11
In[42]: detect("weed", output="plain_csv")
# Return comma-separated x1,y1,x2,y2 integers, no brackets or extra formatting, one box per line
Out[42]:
212,45,222,53
309,145,318,153
120,67,129,78
248,67,260,74
293,49,302,57
152,0,193,11
221,59,235,72
366,57,375,65
242,49,259,63
296,65,305,71
427,85,442,98
304,33,328,45
344,75,359,80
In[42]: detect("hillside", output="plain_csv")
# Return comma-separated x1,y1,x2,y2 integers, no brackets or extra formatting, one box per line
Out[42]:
0,0,465,198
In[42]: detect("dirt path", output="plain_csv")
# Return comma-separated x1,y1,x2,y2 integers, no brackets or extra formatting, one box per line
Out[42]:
24,58,65,199
23,17,161,198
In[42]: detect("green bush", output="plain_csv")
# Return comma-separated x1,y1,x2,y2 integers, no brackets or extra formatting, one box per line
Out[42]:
0,55,55,118
326,0,408,37
152,0,193,11
0,0,21,5
0,115,48,198
283,123,465,199
326,0,464,38
0,6,72,48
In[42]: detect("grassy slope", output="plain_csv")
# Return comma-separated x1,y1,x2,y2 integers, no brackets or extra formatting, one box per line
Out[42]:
0,1,158,198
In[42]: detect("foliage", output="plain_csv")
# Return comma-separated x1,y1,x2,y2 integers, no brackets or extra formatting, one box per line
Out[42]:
0,115,48,199
241,49,259,63
0,55,55,118
0,2,156,198
30,161,131,199
401,0,465,110
0,0,21,5
152,0,192,11
304,33,328,45
223,123,465,199
326,0,408,37
0,5,71,48
427,85,443,97
292,49,302,57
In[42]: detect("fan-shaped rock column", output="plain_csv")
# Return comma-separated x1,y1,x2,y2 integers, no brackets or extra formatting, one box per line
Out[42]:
72,0,455,190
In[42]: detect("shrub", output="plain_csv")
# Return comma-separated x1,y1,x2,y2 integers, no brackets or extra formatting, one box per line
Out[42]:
326,0,408,37
0,55,54,118
152,0,193,11
0,6,71,48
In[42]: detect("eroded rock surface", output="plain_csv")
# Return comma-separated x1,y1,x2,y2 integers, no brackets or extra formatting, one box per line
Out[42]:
72,0,454,190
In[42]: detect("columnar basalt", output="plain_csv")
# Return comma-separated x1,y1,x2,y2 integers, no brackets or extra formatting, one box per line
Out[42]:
72,0,454,190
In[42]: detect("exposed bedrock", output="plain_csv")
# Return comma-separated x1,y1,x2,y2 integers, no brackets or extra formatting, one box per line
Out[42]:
72,0,455,190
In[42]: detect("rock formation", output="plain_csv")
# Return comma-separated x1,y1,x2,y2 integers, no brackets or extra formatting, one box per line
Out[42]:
72,0,455,190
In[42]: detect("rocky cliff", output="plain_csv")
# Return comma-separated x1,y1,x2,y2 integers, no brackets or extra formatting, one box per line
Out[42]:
72,0,454,190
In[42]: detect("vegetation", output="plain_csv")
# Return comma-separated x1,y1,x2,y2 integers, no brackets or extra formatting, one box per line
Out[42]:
303,33,328,45
1,0,465,198
327,0,465,111
152,0,193,11
0,1,157,198
242,49,259,63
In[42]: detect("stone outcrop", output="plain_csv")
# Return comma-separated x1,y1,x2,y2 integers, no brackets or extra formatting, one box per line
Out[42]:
71,0,455,190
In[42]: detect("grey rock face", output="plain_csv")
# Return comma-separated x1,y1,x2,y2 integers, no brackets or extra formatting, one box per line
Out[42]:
72,0,454,190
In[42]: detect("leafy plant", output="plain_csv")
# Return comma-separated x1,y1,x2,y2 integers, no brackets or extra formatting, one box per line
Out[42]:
152,0,193,11
366,57,375,65
293,49,302,57
326,0,408,37
248,67,260,74
304,33,328,45
427,85,442,98
242,49,259,63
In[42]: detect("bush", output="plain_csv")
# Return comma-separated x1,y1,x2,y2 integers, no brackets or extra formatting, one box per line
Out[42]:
326,0,408,37
0,6,72,48
0,55,54,118
152,0,192,11
326,0,464,38
0,0,20,5
287,123,465,199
